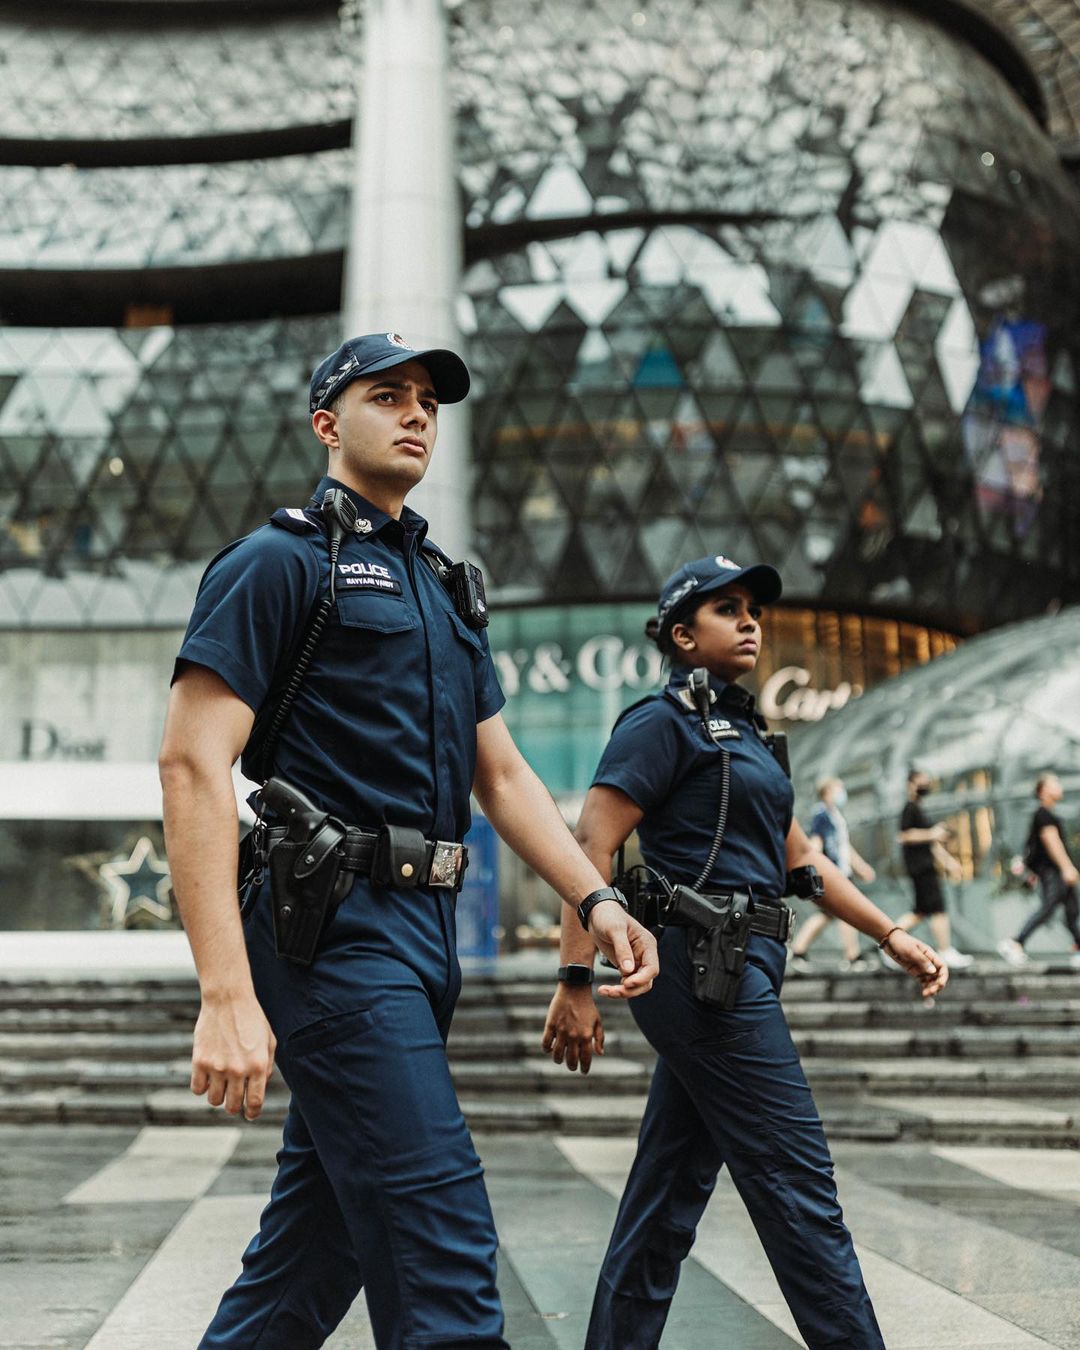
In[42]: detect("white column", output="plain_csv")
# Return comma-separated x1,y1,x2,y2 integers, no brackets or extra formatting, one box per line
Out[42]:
344,0,470,559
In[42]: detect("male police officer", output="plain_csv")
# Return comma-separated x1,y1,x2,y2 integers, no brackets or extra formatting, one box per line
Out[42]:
159,332,659,1349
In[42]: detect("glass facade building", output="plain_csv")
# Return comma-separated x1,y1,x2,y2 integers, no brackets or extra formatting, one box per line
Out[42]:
1,1,1078,927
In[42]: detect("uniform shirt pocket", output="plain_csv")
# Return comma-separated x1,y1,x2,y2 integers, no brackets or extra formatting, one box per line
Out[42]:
336,591,417,634
447,609,485,652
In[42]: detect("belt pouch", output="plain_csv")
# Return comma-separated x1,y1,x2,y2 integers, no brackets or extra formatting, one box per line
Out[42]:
371,825,428,888
614,868,663,929
268,839,343,966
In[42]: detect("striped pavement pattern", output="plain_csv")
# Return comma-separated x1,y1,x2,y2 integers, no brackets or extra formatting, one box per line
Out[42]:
9,1127,1076,1349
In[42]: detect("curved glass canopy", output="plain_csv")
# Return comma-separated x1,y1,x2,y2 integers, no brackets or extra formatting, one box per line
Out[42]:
788,604,1080,882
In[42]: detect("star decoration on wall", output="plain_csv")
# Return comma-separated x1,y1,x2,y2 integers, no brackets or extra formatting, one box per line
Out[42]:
98,836,174,929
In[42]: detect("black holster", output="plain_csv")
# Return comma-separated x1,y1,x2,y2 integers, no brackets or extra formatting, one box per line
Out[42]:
244,777,352,965
665,888,753,1011
267,824,351,965
267,844,337,964
622,877,755,1011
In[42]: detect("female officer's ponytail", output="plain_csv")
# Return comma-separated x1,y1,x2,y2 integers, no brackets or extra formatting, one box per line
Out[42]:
646,612,693,664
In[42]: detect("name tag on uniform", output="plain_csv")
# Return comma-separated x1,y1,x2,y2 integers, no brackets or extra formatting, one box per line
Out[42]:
707,718,741,740
337,562,403,595
339,575,403,594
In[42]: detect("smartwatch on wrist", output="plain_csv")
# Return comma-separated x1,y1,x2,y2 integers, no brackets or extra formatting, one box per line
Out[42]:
557,963,594,987
577,885,629,931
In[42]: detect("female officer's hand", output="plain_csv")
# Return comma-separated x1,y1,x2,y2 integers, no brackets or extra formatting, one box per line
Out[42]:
882,929,950,997
542,987,604,1074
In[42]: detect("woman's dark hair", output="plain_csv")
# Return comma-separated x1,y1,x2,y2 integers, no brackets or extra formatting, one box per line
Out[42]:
1034,773,1057,798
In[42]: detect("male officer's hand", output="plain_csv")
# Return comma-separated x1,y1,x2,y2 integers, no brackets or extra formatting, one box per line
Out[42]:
586,904,659,997
191,990,277,1120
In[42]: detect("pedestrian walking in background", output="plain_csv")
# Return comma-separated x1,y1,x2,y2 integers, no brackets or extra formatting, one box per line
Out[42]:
789,776,876,970
893,769,972,968
998,773,1080,968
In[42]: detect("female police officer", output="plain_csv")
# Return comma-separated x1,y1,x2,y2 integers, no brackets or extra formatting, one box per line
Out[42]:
542,553,949,1350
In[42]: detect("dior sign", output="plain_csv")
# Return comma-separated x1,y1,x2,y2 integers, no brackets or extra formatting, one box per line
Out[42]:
19,720,107,762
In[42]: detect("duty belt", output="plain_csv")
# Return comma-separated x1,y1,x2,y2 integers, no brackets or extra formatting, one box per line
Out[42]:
255,822,469,892
700,892,793,942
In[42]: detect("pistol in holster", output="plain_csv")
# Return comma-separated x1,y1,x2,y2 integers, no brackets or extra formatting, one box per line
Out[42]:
662,884,754,1011
257,777,351,966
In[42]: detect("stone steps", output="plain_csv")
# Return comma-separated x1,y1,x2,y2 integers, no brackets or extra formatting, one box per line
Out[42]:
2,966,1080,1010
3,1085,1078,1148
3,1023,1079,1064
6,998,1080,1040
5,1052,1080,1093
2,965,1078,1143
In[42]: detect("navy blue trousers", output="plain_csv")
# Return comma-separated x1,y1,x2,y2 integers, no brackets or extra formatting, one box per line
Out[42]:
200,878,508,1349
586,928,884,1350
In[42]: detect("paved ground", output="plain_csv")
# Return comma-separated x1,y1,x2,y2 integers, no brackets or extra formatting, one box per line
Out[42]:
5,1123,1080,1349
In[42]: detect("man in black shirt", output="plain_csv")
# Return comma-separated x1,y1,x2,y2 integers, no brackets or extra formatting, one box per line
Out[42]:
892,769,972,968
998,773,1080,966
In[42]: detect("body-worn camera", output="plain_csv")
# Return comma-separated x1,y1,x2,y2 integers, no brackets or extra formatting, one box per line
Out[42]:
450,561,489,629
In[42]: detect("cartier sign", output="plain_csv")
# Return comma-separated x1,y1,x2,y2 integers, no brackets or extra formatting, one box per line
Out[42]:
758,666,862,723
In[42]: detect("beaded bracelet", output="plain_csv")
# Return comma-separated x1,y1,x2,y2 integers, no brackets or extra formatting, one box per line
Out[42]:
877,925,903,949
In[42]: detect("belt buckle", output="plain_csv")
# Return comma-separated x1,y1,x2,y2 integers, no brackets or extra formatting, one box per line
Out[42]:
428,840,465,890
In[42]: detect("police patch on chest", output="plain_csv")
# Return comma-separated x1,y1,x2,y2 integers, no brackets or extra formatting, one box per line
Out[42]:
706,717,741,740
336,561,403,595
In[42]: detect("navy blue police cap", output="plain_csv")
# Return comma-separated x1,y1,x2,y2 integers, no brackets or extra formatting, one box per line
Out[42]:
309,331,471,414
656,554,783,634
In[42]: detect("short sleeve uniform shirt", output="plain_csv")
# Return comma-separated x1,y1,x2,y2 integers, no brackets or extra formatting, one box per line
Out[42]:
592,668,794,896
174,476,504,842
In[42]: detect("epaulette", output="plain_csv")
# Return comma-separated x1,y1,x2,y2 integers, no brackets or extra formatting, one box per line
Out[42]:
270,507,321,534
667,685,713,715
420,538,454,568
611,690,665,732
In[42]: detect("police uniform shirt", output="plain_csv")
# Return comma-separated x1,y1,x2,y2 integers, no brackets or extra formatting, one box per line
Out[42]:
899,800,935,877
174,476,505,842
593,668,794,896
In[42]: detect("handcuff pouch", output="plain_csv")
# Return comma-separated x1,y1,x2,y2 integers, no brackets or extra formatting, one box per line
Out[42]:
371,824,428,888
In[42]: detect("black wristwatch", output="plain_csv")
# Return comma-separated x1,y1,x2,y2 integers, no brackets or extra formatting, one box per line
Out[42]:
577,886,629,931
557,964,594,987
